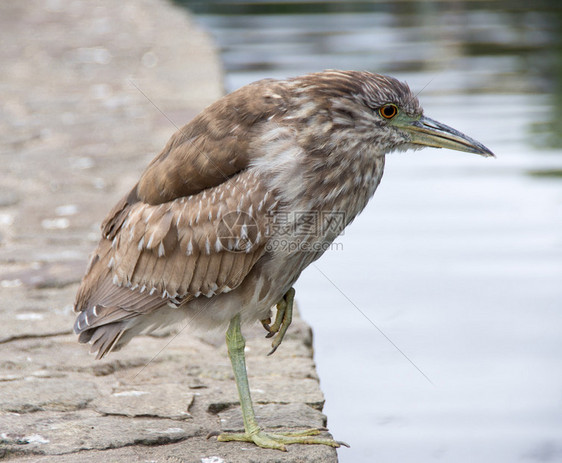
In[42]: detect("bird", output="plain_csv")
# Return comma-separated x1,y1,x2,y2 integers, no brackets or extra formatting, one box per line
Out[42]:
73,70,494,451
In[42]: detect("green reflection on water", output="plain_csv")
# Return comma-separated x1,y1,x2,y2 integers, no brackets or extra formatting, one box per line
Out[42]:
528,168,562,177
176,0,562,149
529,7,562,149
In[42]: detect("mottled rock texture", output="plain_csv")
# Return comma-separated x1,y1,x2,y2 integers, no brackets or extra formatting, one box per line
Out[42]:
0,0,338,461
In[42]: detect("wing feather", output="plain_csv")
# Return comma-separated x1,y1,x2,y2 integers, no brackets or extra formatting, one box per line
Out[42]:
216,250,235,288
188,251,209,296
74,169,278,355
202,254,222,296
74,78,289,357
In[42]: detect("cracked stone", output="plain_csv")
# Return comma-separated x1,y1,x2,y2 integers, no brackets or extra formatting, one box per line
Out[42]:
218,403,327,432
0,0,336,460
0,410,200,456
0,260,85,289
0,191,19,207
205,377,325,414
0,378,97,413
92,383,195,420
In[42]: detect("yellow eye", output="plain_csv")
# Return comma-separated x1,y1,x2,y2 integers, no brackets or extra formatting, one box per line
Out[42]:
379,104,398,119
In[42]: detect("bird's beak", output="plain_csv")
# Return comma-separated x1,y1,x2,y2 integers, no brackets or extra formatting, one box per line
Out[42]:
402,115,495,157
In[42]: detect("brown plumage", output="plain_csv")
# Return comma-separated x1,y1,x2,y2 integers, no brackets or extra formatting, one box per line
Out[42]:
74,69,493,361
73,70,494,450
75,71,383,357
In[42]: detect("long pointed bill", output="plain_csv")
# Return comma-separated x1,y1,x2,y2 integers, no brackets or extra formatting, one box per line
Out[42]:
405,116,495,157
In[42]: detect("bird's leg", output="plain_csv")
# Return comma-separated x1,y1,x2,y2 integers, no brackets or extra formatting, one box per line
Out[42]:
262,287,295,356
214,313,344,451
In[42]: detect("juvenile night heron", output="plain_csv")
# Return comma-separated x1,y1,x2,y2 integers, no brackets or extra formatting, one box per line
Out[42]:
74,70,493,450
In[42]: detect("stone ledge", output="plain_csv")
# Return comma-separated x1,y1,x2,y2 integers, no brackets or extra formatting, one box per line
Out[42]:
0,0,338,461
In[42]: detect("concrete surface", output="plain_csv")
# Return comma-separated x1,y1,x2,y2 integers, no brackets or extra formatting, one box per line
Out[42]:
0,0,339,461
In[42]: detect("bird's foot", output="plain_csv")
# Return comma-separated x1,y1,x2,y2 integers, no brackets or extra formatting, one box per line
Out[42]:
212,428,347,451
261,287,295,355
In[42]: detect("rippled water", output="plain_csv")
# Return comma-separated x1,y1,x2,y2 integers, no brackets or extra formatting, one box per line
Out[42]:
178,2,562,462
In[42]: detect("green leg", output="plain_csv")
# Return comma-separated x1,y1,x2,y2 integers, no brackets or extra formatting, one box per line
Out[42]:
215,313,345,451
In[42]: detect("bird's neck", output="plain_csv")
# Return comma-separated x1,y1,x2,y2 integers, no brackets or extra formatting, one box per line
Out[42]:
251,128,386,234
301,147,386,230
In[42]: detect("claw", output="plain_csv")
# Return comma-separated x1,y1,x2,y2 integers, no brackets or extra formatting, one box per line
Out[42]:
267,288,295,356
260,316,272,333
215,428,342,451
268,298,287,336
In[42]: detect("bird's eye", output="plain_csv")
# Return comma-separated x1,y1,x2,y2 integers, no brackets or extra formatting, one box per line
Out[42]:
379,104,398,119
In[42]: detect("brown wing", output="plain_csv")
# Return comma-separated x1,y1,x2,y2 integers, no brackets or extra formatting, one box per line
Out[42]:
74,79,289,358
74,170,278,358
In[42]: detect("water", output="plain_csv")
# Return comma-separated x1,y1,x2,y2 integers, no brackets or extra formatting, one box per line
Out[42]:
177,2,562,461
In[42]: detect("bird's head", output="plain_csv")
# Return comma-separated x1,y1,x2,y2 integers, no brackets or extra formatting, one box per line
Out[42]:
289,70,494,158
